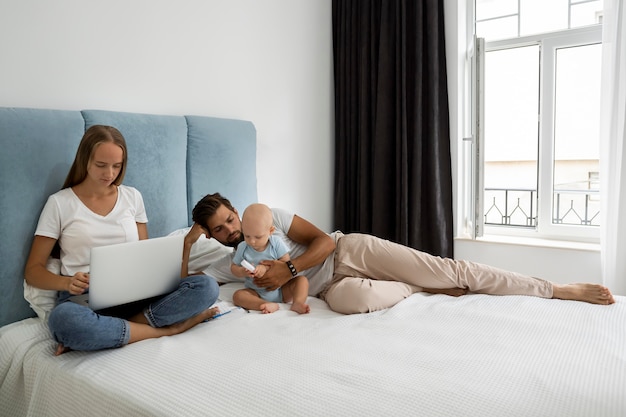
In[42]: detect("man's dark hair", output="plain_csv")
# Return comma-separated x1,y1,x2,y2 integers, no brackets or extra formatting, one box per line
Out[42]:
192,193,236,230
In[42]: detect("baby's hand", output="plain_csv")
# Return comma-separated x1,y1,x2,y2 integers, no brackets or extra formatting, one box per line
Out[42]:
253,264,268,278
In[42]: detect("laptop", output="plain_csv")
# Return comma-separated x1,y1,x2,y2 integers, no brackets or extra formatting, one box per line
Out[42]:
70,234,184,311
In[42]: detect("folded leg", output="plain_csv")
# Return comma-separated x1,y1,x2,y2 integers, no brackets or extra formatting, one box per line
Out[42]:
334,233,553,297
324,277,419,314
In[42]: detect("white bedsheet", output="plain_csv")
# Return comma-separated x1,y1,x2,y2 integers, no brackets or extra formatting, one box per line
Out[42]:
1,285,625,417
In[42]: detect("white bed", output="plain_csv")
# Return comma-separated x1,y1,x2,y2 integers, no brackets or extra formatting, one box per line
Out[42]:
1,108,624,417
2,284,625,417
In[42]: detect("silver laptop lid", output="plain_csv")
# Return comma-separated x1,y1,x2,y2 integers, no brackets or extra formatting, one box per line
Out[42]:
87,234,184,311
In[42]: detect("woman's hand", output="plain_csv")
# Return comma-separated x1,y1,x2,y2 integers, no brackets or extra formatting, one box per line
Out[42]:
68,272,89,295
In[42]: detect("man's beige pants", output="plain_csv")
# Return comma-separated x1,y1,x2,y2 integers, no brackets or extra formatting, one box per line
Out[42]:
323,233,553,314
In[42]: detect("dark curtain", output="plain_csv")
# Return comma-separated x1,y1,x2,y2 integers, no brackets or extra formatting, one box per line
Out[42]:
332,0,454,258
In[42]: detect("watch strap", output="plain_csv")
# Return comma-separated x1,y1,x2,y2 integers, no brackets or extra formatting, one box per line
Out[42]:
285,260,298,277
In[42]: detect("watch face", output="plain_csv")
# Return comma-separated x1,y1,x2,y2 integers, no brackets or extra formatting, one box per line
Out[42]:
286,261,297,277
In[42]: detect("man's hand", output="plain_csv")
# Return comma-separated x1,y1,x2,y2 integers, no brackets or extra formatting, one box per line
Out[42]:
181,223,209,278
185,223,208,247
254,260,292,290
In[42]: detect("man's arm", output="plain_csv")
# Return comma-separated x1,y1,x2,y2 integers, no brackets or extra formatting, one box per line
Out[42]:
256,215,335,290
181,223,207,278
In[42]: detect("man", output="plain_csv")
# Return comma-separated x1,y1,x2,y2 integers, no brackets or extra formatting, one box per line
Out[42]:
184,193,615,314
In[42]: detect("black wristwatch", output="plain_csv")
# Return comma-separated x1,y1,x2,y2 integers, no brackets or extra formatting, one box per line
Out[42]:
285,260,298,277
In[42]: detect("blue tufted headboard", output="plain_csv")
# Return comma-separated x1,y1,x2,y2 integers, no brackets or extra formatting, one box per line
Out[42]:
0,107,257,327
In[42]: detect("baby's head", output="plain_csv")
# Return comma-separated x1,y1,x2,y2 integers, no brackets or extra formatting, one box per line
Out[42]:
241,203,274,251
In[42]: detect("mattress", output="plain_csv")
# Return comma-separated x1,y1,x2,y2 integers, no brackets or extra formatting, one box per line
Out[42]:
1,284,625,417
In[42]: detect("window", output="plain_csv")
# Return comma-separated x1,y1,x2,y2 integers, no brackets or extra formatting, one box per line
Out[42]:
467,0,603,242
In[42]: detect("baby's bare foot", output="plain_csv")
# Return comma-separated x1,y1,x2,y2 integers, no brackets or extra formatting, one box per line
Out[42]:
552,283,615,305
291,302,310,314
260,302,279,314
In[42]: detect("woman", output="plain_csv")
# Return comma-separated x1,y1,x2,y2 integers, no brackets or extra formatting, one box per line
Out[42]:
25,125,219,355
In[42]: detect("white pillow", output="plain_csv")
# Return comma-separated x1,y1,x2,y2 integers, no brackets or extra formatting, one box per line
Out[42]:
23,257,60,322
167,227,233,274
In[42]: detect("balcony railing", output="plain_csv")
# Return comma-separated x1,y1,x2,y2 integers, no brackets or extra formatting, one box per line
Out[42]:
484,188,600,228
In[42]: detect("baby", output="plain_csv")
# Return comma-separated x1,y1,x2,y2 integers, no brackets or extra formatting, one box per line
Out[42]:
230,203,310,314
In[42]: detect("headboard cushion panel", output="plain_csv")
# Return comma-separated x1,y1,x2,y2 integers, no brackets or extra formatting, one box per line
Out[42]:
0,108,86,325
82,110,189,238
186,115,258,221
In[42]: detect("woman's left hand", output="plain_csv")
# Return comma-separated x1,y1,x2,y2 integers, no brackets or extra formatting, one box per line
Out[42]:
68,272,90,295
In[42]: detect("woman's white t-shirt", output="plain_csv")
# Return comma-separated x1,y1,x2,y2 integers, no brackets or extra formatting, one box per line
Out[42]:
35,185,148,277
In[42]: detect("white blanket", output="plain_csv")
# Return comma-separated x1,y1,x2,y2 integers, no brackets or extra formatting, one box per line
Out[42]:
1,286,625,417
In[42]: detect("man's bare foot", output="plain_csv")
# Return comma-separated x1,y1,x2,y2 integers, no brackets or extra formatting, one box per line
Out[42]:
291,302,310,314
552,283,615,305
260,302,279,314
54,343,71,356
422,287,468,297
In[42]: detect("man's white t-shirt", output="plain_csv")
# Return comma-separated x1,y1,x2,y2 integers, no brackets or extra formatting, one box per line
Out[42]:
35,185,148,277
204,207,337,296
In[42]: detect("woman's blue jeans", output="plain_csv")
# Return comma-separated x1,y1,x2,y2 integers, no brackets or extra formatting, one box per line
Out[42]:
48,274,219,351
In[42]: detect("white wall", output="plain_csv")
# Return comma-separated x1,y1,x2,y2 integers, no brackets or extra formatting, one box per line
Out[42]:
0,0,334,232
2,0,601,284
444,0,602,285
455,238,601,284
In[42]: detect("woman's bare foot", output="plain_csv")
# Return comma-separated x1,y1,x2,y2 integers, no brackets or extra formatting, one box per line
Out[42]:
422,287,468,297
260,302,279,314
291,302,310,314
54,343,71,356
162,306,219,336
552,283,615,305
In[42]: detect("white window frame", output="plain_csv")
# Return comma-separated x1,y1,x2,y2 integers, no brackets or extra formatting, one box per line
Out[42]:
471,24,602,243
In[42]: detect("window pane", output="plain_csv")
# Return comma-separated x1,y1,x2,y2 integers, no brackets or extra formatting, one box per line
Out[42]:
520,0,568,36
477,16,518,41
476,0,518,21
484,46,539,227
552,43,602,226
476,0,604,42
571,1,604,28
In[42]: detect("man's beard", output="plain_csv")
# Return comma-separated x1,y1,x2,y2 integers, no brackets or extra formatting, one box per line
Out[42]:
224,230,244,248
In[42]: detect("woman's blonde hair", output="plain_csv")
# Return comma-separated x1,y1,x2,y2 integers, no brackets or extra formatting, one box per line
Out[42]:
63,125,128,189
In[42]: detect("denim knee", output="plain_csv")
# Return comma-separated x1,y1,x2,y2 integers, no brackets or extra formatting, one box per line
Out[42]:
181,275,220,316
145,275,219,327
48,302,129,351
184,274,220,311
48,302,72,339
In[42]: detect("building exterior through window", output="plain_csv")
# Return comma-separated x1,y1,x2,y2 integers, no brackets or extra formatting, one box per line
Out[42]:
470,0,603,242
